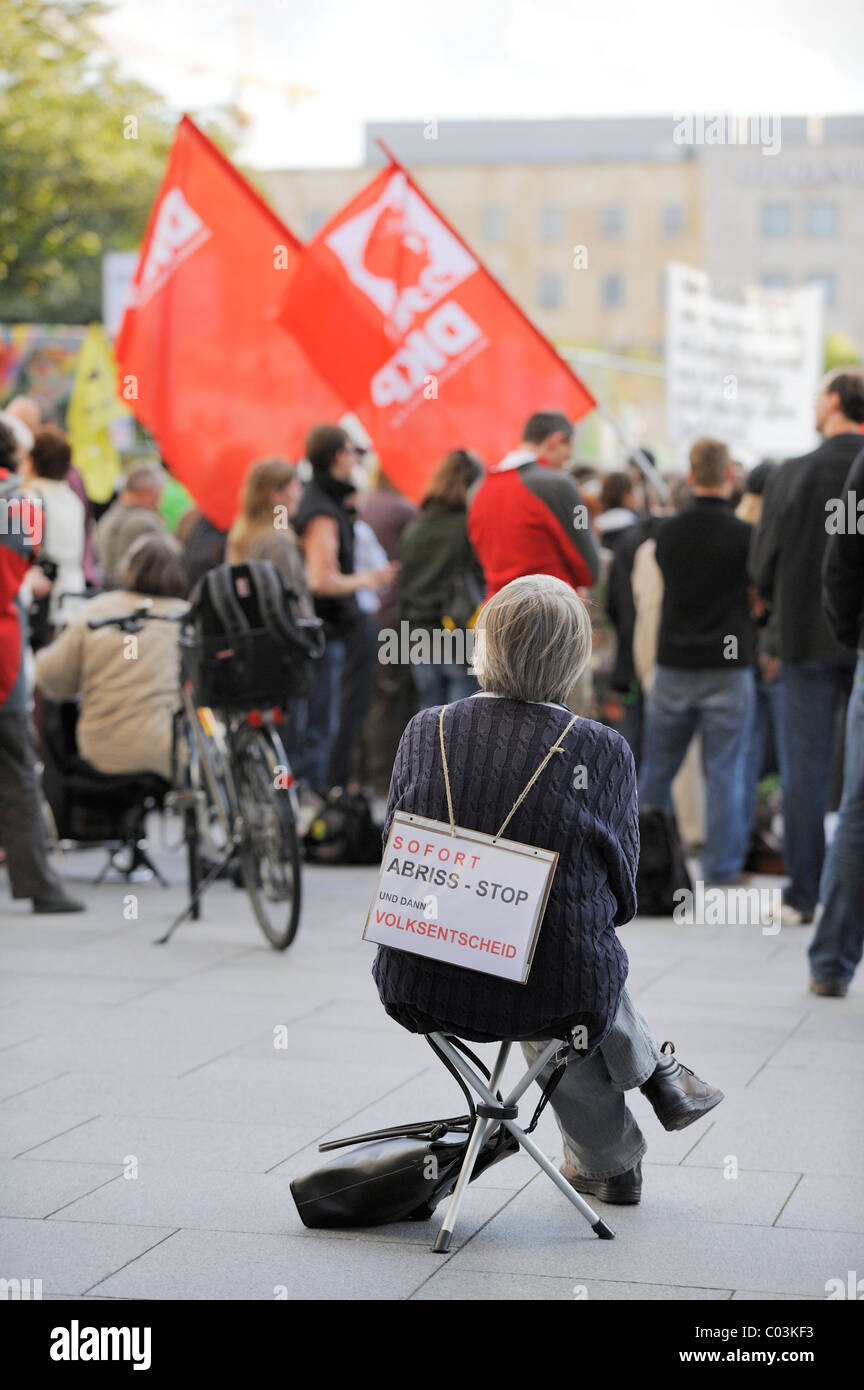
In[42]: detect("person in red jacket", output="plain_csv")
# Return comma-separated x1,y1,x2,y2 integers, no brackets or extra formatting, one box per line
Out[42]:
468,411,600,598
0,422,84,914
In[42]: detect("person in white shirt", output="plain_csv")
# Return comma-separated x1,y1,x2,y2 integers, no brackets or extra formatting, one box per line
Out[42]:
22,429,86,632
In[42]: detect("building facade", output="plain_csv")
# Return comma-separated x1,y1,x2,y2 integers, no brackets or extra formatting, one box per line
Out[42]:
259,114,864,357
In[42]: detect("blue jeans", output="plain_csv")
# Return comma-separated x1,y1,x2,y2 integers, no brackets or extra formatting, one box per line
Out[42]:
290,637,345,787
639,666,755,882
521,988,659,1179
779,659,854,913
411,662,478,709
809,652,864,985
743,674,783,833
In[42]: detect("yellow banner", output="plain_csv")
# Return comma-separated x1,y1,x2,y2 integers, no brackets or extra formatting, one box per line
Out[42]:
66,324,130,503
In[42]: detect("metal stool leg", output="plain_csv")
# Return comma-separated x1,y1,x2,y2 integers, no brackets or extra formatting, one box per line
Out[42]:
433,1042,511,1254
504,1121,614,1238
428,1033,616,1247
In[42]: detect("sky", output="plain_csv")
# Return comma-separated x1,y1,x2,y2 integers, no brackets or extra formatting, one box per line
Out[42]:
95,0,864,168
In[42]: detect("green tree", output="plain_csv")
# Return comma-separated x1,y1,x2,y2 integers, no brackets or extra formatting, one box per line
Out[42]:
0,0,230,323
824,331,862,371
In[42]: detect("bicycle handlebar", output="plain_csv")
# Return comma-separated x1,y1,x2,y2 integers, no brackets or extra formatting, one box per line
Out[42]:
88,605,185,634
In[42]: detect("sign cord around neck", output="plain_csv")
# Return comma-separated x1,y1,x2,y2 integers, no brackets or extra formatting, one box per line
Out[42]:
437,706,579,842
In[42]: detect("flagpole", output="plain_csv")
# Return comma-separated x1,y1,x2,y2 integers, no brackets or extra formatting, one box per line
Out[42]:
595,402,669,503
374,139,668,501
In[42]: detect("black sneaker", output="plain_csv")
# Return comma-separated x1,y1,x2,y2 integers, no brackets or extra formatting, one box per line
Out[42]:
640,1041,724,1131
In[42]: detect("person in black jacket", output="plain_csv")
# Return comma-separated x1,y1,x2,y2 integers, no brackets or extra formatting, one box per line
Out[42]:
638,439,756,884
293,425,396,787
750,369,864,924
808,443,864,995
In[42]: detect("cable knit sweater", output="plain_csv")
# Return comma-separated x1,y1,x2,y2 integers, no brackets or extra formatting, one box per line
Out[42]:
372,694,638,1045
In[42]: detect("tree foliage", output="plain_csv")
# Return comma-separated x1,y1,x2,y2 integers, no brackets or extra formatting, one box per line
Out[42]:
0,0,229,322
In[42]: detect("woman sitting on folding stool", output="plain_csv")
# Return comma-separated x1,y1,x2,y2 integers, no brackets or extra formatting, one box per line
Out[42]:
372,573,723,1205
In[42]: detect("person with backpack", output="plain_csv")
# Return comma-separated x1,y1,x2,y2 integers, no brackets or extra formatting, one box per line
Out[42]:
399,448,485,708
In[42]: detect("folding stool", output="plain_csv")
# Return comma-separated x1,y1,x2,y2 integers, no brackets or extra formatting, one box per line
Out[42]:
427,1031,616,1253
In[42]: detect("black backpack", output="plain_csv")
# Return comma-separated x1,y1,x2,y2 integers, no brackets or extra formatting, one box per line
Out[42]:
636,805,693,916
303,787,382,866
181,560,324,711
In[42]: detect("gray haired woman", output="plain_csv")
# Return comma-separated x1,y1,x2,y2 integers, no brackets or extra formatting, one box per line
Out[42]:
373,574,722,1204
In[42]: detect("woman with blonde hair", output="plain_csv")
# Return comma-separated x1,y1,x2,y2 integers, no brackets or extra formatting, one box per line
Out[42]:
227,457,314,619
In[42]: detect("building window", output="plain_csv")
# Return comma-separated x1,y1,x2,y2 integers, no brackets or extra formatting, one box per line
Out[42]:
760,272,790,290
807,204,836,237
662,204,685,238
304,208,327,237
540,206,565,241
538,273,563,309
482,206,507,242
601,205,624,238
762,204,791,237
807,273,836,307
602,273,623,307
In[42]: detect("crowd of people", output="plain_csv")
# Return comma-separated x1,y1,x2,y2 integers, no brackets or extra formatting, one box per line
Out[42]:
1,371,864,1000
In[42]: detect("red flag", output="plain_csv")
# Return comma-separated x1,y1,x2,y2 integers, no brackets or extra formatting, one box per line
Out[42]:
278,158,595,500
116,116,345,529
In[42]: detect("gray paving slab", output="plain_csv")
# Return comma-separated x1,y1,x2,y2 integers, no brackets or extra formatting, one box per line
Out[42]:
49,1158,516,1240
22,1115,323,1173
89,1228,450,1299
0,1216,175,1296
0,1061,71,1104
0,973,157,1006
447,1179,859,1297
1,1032,244,1078
2,844,860,1301
0,1157,119,1218
0,1108,100,1159
412,1269,734,1300
776,1175,864,1234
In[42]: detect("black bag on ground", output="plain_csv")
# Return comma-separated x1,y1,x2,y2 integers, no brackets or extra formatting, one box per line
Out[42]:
181,560,324,711
303,786,382,865
291,1125,518,1229
290,1037,526,1228
636,805,693,916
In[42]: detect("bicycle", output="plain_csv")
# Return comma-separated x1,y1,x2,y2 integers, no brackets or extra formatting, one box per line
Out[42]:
87,601,306,951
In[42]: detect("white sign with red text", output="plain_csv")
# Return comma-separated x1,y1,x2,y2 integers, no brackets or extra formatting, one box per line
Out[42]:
363,811,558,984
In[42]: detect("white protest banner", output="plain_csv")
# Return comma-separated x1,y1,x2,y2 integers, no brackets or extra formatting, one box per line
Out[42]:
666,262,822,457
362,811,558,984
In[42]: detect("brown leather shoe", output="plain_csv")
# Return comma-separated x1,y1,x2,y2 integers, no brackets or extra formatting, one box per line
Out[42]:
560,1160,642,1204
640,1041,724,1131
809,979,848,998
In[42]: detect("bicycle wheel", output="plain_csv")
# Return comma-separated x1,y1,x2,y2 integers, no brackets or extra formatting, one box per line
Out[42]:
231,724,302,950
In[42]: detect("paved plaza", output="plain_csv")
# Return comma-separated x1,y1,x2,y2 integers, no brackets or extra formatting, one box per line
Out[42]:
1,837,862,1302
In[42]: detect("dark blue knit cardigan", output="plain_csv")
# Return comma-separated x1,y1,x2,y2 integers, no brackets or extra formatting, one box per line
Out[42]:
371,694,638,1045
